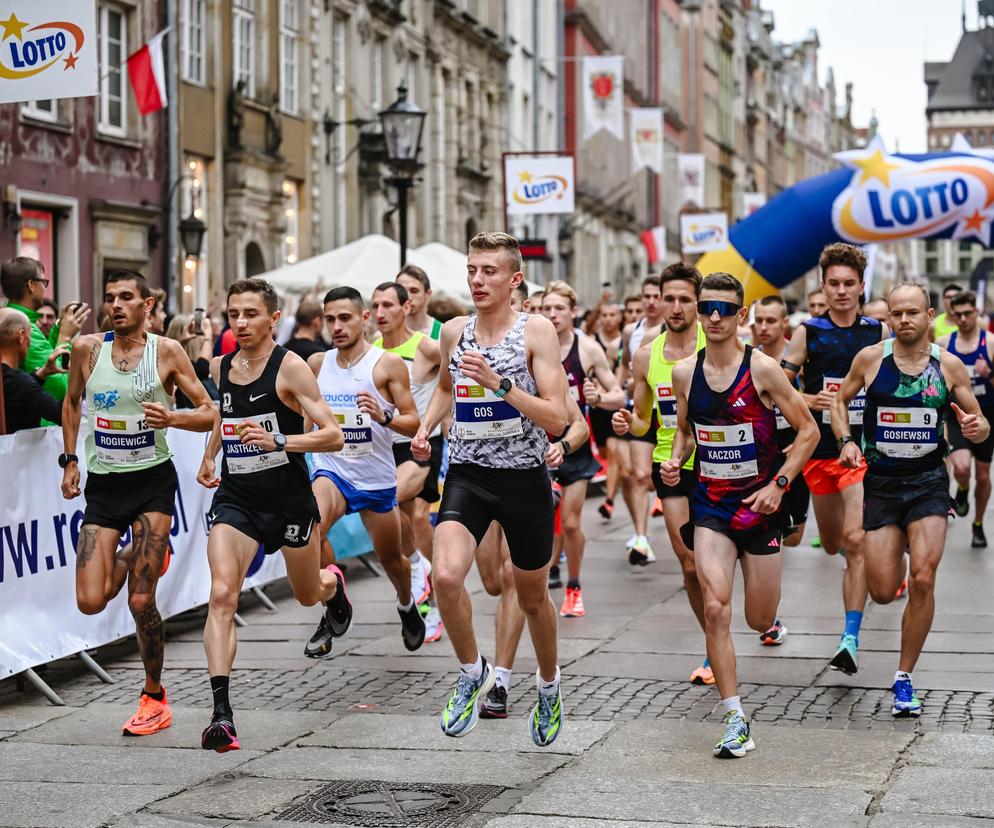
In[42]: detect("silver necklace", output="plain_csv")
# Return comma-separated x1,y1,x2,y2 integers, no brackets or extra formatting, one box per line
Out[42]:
238,344,276,369
339,342,369,370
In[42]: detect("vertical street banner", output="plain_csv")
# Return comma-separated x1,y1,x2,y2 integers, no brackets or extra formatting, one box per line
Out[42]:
504,155,576,215
677,153,706,208
640,226,667,265
681,211,728,254
0,2,97,104
630,108,664,174
582,55,624,141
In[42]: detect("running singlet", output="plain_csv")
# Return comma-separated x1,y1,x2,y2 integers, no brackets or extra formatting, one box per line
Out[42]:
217,347,310,508
647,324,706,466
803,314,884,459
629,318,649,361
862,340,948,476
85,332,172,475
374,331,440,441
312,346,396,491
595,333,623,371
948,330,994,403
429,317,443,340
687,345,782,531
448,312,547,469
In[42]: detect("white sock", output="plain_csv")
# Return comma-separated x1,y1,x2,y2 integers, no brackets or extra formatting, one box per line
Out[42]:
460,653,484,680
408,550,423,565
894,670,912,684
537,666,561,696
721,696,745,717
495,667,512,691
397,597,414,612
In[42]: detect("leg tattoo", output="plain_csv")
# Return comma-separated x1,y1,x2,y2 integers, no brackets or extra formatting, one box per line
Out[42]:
133,604,164,687
76,525,98,571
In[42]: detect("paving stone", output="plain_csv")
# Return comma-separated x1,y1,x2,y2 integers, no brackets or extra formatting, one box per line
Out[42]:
0,781,176,828
0,704,72,734
148,775,314,821
910,732,994,768
489,818,688,828
880,766,994,818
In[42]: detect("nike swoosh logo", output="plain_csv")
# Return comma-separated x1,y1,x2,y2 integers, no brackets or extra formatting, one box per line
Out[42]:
300,522,313,543
249,393,267,402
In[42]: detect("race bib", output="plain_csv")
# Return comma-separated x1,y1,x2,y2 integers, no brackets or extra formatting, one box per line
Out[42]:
695,421,758,480
774,404,789,432
655,384,677,429
94,414,155,464
454,382,523,441
335,408,373,457
221,413,290,474
875,407,939,459
822,377,865,425
967,364,987,397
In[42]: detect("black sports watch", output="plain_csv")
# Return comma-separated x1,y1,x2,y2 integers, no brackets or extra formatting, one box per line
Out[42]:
775,474,789,489
561,438,573,456
380,409,394,427
273,433,288,451
839,434,854,450
495,377,513,398
58,453,78,468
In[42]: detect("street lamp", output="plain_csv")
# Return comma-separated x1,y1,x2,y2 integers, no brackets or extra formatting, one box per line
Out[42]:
379,81,426,269
178,210,206,260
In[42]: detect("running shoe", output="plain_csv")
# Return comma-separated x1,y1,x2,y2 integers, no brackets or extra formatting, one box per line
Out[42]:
973,522,988,549
713,710,754,758
895,578,908,599
598,499,614,520
122,689,172,736
559,586,586,617
829,634,859,674
629,535,654,566
891,678,922,718
530,681,563,747
652,497,664,517
160,541,172,578
548,564,563,590
423,607,444,643
689,663,715,685
480,684,509,719
811,535,821,548
303,615,335,659
410,555,431,605
440,659,495,737
201,706,240,752
954,487,970,517
325,564,353,637
759,618,788,646
398,602,426,651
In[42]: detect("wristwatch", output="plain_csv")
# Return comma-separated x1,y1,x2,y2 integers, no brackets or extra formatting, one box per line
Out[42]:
273,433,288,451
380,409,394,427
561,438,573,456
494,377,513,398
839,434,854,450
775,474,789,489
58,453,78,468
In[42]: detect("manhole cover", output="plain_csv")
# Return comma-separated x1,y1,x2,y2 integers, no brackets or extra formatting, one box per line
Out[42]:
276,780,506,826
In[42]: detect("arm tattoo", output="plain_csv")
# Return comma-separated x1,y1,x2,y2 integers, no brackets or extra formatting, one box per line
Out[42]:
88,341,101,374
75,525,98,571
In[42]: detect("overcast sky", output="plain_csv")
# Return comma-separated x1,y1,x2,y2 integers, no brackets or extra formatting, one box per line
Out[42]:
760,0,970,154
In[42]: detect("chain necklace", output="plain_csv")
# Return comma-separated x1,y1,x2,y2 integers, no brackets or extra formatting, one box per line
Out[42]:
238,344,276,369
339,342,369,370
113,333,147,371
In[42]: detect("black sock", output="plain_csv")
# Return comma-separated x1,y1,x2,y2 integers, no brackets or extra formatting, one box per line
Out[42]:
143,688,164,701
210,675,230,713
605,497,613,505
567,580,581,590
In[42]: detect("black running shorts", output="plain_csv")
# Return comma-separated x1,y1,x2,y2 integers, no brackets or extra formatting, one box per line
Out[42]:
82,460,178,534
209,489,320,555
393,435,444,504
651,463,695,500
625,408,658,445
947,407,994,464
589,407,615,448
863,465,951,532
438,463,554,571
783,473,810,529
681,515,784,558
551,445,601,488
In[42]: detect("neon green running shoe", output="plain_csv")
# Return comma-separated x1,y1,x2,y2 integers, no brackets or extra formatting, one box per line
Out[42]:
440,659,494,738
530,680,564,747
811,535,821,548
714,710,755,759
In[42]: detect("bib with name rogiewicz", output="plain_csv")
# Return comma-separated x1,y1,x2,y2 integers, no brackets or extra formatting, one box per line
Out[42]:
335,408,374,457
94,413,155,464
822,376,865,425
655,384,677,429
221,413,290,474
695,422,758,480
874,407,939,459
454,381,523,440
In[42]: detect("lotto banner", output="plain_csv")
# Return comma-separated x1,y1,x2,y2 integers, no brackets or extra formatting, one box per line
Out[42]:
681,211,728,254
504,155,576,216
0,1,98,104
0,426,286,678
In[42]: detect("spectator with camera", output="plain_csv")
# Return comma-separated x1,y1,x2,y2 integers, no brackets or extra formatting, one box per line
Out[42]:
0,308,66,434
165,312,218,407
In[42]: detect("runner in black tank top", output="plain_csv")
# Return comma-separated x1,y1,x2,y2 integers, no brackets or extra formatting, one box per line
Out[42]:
198,279,346,754
833,284,990,719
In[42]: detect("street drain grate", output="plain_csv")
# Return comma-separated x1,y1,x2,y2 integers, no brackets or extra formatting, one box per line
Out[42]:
276,780,506,826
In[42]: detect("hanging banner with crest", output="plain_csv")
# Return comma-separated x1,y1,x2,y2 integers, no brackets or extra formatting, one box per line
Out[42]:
582,55,624,141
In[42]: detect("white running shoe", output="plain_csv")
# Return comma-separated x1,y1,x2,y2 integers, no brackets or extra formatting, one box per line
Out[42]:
410,555,431,606
424,607,444,643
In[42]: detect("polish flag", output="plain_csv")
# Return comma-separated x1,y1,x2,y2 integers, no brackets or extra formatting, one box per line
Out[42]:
640,226,666,265
127,30,168,115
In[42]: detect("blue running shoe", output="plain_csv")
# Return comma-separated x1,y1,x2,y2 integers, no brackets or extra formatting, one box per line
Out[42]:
530,682,564,747
892,679,922,718
713,710,754,758
829,633,859,675
440,659,494,738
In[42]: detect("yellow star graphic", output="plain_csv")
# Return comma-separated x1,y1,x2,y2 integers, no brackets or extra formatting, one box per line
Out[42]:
518,171,533,183
851,150,902,186
0,13,28,41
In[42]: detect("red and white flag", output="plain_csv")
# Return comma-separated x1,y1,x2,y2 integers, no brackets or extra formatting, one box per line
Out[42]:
641,226,666,264
127,29,168,115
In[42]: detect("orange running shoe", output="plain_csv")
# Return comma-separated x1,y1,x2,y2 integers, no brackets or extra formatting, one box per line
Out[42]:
160,541,172,578
895,578,908,599
689,663,715,685
652,497,664,517
122,689,172,736
559,587,586,617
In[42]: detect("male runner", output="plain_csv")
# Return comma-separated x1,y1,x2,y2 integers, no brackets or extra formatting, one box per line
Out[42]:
61,268,217,736
612,262,715,684
782,243,887,674
412,231,567,746
623,295,644,327
304,286,426,658
807,289,828,319
661,272,818,758
938,290,994,548
198,278,346,752
397,264,443,340
590,303,626,520
862,299,890,324
372,281,443,638
932,283,963,340
540,281,624,616
833,283,988,717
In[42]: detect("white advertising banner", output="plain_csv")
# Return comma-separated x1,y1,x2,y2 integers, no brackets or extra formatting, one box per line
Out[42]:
681,211,729,254
505,155,576,215
677,153,706,208
742,192,767,218
0,1,98,105
0,426,286,678
582,55,624,141
630,108,664,174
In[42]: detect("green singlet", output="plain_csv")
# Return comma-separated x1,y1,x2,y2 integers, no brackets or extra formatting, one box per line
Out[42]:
646,323,707,466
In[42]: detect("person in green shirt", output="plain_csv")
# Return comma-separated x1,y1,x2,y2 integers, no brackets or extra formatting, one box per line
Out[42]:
1,256,90,403
932,283,963,341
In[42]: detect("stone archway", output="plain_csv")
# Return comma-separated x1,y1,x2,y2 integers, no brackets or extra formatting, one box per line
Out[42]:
245,242,266,277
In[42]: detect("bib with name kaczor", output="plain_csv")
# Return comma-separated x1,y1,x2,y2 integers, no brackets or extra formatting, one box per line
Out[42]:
695,421,758,480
